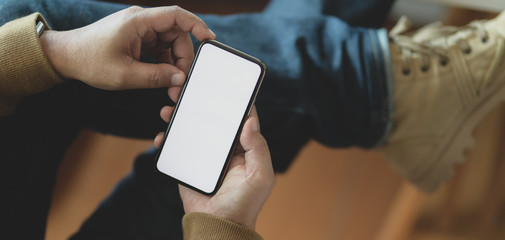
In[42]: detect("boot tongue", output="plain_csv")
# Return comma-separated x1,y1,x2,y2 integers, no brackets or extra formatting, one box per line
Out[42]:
494,10,505,23
412,23,474,49
390,16,473,48
486,11,505,37
412,22,455,42
389,16,413,37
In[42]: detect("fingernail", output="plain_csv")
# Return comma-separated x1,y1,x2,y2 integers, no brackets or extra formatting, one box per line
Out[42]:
251,120,260,132
171,73,185,86
209,29,216,37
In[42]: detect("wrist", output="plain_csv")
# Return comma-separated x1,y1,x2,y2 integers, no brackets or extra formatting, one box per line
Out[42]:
39,30,74,79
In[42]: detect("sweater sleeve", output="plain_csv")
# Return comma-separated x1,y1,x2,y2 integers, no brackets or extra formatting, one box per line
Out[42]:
0,13,65,118
182,212,263,240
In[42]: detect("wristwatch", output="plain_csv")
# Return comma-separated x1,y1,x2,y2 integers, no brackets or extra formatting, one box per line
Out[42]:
36,20,45,36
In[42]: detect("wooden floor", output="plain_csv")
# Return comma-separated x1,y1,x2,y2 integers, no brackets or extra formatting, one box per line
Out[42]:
45,131,397,239
45,106,505,240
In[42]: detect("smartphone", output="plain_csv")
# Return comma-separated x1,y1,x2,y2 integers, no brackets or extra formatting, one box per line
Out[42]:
155,40,266,195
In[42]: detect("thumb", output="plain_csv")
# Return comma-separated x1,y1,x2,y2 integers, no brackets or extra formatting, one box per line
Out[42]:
124,61,186,89
241,114,273,178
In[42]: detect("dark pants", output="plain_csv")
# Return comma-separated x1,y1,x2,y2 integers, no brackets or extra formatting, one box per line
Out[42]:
0,0,394,239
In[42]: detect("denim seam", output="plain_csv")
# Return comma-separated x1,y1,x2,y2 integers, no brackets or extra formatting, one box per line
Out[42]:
374,29,394,147
367,29,394,147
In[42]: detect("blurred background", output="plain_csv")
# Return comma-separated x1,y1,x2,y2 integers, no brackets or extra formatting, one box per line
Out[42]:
45,0,505,239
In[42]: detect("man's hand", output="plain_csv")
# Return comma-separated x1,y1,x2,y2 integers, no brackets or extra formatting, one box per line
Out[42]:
40,6,215,96
154,106,275,230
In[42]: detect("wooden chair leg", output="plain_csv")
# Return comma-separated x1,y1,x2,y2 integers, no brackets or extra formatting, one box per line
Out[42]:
375,182,426,240
477,124,505,235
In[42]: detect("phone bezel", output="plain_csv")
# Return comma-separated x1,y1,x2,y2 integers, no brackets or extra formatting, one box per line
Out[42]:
154,40,266,195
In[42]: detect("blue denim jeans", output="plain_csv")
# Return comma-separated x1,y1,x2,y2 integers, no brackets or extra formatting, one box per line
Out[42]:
0,0,394,239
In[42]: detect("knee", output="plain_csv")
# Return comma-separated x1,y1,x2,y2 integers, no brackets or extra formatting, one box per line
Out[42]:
0,0,43,25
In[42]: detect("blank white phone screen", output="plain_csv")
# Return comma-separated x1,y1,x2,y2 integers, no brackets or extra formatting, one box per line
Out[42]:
157,43,262,194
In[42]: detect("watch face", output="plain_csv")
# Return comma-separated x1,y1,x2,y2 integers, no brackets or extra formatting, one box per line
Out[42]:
36,21,45,36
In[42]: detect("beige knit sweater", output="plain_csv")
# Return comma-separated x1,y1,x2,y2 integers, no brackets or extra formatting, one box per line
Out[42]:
0,13,262,240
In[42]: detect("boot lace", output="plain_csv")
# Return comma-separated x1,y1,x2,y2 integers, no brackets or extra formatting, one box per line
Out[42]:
390,16,489,75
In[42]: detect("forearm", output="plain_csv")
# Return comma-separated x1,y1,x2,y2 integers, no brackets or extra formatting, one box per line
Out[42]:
0,13,65,118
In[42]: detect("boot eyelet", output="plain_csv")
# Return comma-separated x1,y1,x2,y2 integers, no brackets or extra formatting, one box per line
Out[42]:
464,48,472,54
421,66,429,72
402,69,411,75
482,36,489,43
440,59,448,66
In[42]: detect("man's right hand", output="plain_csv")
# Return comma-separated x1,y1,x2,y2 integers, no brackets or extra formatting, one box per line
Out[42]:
154,106,275,230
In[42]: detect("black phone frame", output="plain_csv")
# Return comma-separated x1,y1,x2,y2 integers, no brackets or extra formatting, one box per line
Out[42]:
154,40,266,195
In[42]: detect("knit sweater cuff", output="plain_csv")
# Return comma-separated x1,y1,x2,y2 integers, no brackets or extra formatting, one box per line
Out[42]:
0,13,65,117
182,212,263,240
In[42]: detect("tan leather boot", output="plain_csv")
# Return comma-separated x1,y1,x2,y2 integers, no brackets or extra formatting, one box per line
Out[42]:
380,11,505,192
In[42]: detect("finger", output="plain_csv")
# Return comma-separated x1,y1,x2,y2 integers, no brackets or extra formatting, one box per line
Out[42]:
158,48,175,65
240,109,273,177
154,132,165,148
143,6,216,42
168,87,182,103
232,106,259,155
227,154,246,170
171,33,194,73
234,142,245,154
247,106,260,130
232,106,258,155
241,113,265,153
125,61,186,89
143,40,171,60
160,105,175,123
157,29,193,74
